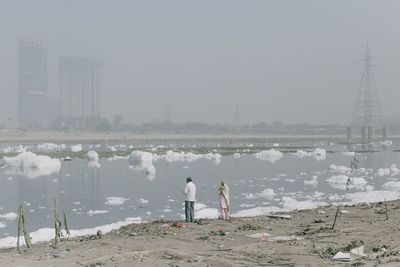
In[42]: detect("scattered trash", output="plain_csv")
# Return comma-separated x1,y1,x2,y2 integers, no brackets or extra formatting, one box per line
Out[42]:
63,156,72,161
196,236,209,241
332,251,351,261
172,222,186,229
340,210,350,214
246,232,270,241
238,223,262,231
351,246,367,259
267,235,303,242
209,229,226,236
317,209,326,214
267,214,292,219
96,230,103,238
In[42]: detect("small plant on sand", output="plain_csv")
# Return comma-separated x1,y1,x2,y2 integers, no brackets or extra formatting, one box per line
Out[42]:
238,223,262,231
53,199,70,245
331,156,359,230
17,205,31,251
53,199,62,245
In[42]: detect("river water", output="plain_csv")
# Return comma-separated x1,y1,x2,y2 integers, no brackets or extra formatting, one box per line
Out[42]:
0,138,399,246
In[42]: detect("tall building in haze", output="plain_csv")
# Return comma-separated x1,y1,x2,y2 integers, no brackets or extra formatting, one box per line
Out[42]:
59,57,102,118
18,37,48,128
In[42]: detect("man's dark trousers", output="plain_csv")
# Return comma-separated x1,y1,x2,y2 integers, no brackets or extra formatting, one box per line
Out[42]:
185,201,194,222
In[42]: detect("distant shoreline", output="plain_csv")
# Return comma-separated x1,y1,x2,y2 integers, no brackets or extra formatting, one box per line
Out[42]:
0,131,386,143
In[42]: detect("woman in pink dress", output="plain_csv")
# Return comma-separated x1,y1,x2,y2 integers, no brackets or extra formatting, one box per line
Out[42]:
218,181,230,220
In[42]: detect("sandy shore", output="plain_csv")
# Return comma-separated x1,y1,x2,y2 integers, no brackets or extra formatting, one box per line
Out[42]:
1,201,400,266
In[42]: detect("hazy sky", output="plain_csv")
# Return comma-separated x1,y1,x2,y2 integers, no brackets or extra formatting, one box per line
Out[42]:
0,0,400,125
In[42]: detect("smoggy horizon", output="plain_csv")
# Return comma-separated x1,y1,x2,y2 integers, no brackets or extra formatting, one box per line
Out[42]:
1,1,400,127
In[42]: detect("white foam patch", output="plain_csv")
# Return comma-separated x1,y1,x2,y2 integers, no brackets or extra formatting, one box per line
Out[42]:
304,175,318,186
105,197,128,206
346,190,400,204
329,164,351,174
343,151,355,156
128,151,156,181
0,217,143,248
282,196,328,210
161,151,202,163
390,164,400,177
294,148,326,161
87,210,109,215
0,222,6,229
326,175,367,190
195,208,219,219
380,140,393,146
37,143,66,151
377,165,400,177
0,212,17,220
3,145,27,153
234,189,400,218
254,149,283,163
87,150,99,161
260,188,275,200
87,150,101,168
231,206,283,217
382,181,400,190
233,153,241,159
159,150,222,165
194,203,218,219
71,144,82,152
138,198,149,205
3,152,61,179
107,155,128,161
378,168,391,177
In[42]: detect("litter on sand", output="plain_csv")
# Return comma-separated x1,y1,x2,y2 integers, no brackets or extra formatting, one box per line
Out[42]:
267,214,292,219
332,246,367,262
246,233,271,239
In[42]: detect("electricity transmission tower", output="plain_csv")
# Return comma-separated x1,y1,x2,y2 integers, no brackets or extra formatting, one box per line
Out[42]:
351,44,385,129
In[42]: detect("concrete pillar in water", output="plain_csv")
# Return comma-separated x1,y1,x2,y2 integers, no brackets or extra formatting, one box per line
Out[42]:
367,126,374,143
361,126,367,144
382,126,388,140
346,126,353,143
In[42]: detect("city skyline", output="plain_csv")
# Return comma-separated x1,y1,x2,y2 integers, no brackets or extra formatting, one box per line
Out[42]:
1,1,400,126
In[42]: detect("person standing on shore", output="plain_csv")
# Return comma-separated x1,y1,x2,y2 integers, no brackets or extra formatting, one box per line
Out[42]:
218,181,230,220
183,177,196,222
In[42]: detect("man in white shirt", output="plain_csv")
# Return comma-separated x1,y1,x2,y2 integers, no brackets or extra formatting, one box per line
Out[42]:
183,177,196,222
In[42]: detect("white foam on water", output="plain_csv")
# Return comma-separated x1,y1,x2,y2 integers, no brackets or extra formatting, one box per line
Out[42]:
128,151,156,181
0,217,143,248
37,143,66,151
304,175,318,186
294,148,326,161
382,181,400,190
260,188,275,200
326,175,367,190
71,144,82,152
254,149,283,163
105,197,128,206
87,210,109,215
3,152,61,179
378,168,391,177
343,151,355,156
138,198,149,205
329,164,351,174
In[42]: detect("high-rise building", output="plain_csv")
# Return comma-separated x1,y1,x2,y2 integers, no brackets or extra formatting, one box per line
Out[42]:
18,37,48,128
59,57,102,118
